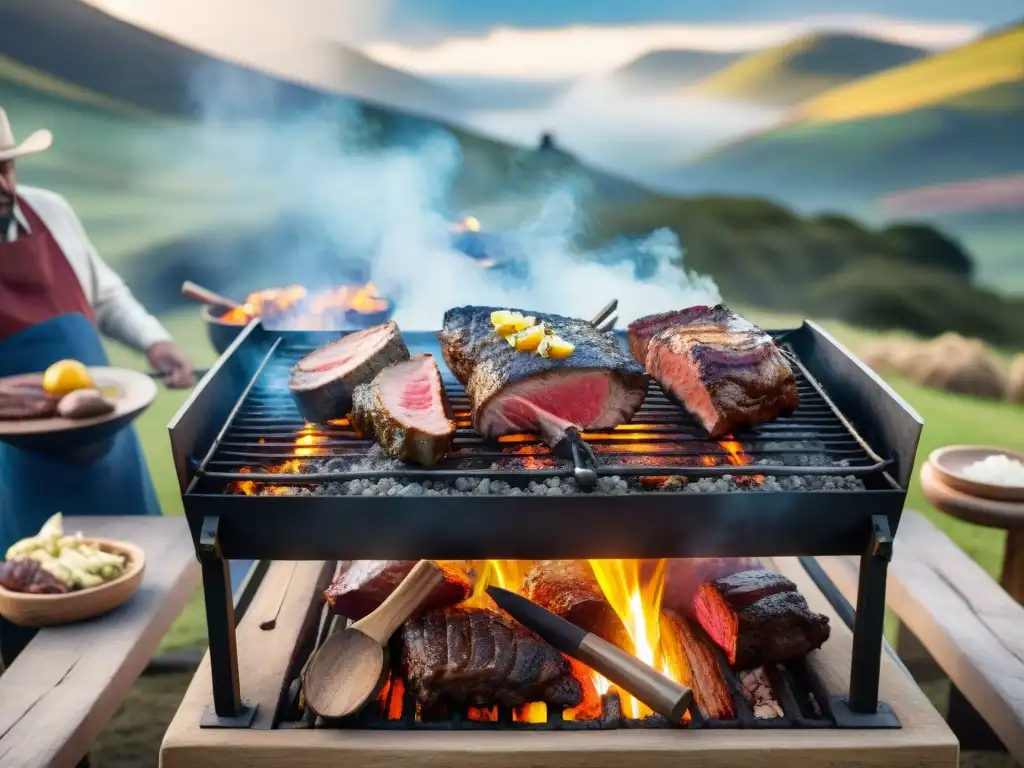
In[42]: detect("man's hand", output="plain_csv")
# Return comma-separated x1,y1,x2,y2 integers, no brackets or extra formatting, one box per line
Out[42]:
147,341,196,389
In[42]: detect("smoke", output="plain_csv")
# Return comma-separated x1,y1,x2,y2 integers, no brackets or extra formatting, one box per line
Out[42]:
181,62,720,329
458,75,785,177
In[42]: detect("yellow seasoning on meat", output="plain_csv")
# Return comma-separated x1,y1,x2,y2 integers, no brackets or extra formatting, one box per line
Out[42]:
511,324,546,351
491,310,535,337
538,334,575,359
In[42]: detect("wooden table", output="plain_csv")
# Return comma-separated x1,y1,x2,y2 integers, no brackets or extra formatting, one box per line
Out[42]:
0,516,200,768
161,557,958,768
921,461,1024,603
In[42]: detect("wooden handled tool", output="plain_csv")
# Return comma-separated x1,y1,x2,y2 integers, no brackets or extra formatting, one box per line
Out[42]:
301,560,444,719
181,280,241,311
487,586,693,724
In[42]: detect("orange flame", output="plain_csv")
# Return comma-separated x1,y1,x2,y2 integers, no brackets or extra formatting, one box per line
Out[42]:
218,282,388,326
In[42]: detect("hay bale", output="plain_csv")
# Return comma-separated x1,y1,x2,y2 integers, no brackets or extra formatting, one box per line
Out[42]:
860,338,931,379
860,333,1008,400
1008,355,1024,404
914,333,1007,400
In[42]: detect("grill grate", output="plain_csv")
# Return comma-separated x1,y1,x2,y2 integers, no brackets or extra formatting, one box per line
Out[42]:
195,336,890,492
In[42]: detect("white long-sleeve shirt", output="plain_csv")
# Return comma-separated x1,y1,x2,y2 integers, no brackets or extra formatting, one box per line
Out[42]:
7,185,171,352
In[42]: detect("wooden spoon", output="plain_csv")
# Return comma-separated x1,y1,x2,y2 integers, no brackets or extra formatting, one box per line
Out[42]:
181,280,241,311
302,559,444,719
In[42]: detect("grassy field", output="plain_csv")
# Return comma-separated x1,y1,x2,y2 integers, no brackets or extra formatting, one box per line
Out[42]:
107,308,1022,651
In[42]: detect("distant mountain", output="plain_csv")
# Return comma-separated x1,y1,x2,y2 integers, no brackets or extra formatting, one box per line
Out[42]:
674,24,1024,293
789,24,1021,123
0,0,462,120
606,49,740,91
690,32,927,107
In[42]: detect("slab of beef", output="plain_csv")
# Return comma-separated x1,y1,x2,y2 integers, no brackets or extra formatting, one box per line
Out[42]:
0,381,58,420
289,320,409,423
438,306,647,443
401,606,584,708
0,558,69,594
694,570,830,668
350,354,456,466
324,560,471,621
627,305,799,437
660,610,735,720
521,560,633,653
659,558,765,617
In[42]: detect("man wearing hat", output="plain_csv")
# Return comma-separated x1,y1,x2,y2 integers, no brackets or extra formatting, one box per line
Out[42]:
0,108,195,586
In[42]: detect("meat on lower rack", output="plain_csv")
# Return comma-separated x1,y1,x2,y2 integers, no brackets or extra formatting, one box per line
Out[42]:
324,560,472,621
694,570,831,669
401,606,584,709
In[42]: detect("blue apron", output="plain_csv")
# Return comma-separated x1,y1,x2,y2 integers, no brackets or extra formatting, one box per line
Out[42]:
0,312,161,552
0,312,161,662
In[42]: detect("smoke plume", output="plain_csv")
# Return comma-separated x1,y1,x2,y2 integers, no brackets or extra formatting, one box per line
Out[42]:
183,63,721,329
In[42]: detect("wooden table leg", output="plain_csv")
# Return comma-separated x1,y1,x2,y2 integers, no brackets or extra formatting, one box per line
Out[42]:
1000,528,1024,604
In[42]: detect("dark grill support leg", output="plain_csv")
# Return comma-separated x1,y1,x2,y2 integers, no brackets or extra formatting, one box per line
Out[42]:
198,516,257,728
829,514,901,728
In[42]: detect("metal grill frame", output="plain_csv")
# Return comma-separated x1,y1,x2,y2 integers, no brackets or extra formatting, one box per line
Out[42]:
167,317,922,730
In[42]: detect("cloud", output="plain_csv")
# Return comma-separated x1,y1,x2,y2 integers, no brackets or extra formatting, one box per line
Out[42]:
363,16,980,78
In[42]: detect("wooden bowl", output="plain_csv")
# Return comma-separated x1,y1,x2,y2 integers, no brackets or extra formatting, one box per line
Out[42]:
0,537,146,627
928,445,1024,502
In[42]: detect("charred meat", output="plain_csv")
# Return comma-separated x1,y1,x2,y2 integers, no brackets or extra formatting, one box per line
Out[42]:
401,606,584,708
694,570,830,668
289,320,409,423
0,558,70,594
325,560,471,621
660,558,765,617
0,381,58,420
351,354,456,467
627,305,799,437
522,560,633,652
438,306,647,443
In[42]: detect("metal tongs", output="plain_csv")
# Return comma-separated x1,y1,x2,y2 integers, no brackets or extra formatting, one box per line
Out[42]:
589,299,618,334
549,299,620,490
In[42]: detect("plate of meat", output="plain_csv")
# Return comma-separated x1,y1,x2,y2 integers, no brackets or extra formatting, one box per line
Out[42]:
0,513,145,627
0,363,157,456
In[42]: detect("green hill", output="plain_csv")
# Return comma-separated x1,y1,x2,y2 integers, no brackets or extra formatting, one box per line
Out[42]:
690,32,926,107
607,48,740,91
677,24,1024,292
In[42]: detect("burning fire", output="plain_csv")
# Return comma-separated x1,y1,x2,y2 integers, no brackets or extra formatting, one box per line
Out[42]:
218,282,390,328
227,424,323,495
459,558,683,723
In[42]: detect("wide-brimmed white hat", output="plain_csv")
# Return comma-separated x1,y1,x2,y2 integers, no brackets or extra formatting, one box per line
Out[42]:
0,107,52,162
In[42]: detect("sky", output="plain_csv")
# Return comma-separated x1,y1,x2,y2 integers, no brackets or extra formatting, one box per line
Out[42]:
87,0,1014,81
368,0,1017,43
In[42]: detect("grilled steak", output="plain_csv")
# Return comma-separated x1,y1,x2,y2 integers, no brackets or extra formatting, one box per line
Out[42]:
0,381,58,420
0,558,69,594
438,306,647,443
694,570,830,668
324,560,471,620
401,606,584,708
660,610,735,720
289,320,409,423
627,305,799,437
521,560,633,652
351,354,455,466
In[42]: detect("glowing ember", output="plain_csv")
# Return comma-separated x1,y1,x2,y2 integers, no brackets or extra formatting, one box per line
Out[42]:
451,215,482,233
217,282,389,328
